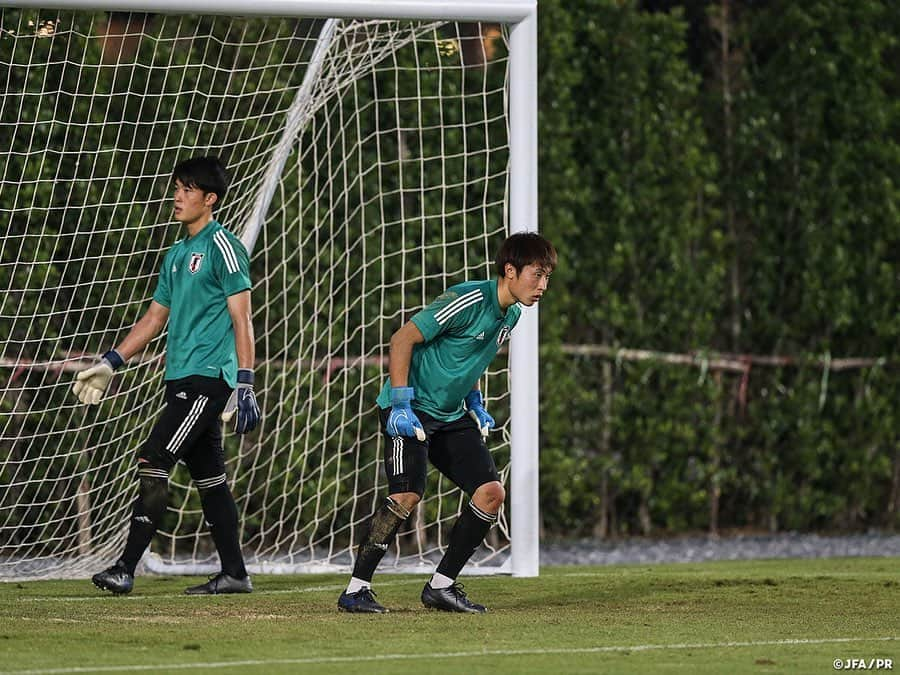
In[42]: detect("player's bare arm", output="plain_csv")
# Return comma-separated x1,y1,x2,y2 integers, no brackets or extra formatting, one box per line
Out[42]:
387,320,424,387
385,320,426,443
114,300,170,360
221,289,261,433
226,290,255,369
386,320,427,508
72,301,170,405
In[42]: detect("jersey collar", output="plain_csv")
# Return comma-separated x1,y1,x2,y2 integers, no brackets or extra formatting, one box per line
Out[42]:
186,219,220,241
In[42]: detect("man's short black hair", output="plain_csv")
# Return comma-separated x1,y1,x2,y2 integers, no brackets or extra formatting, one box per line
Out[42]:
495,232,557,277
171,156,229,208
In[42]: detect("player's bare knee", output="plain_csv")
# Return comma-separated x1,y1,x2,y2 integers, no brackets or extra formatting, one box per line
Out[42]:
388,491,421,512
472,481,505,512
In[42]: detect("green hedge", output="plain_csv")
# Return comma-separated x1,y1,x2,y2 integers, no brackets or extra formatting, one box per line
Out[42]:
537,0,899,536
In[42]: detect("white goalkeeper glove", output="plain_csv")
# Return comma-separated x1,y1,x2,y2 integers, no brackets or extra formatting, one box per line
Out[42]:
73,350,124,405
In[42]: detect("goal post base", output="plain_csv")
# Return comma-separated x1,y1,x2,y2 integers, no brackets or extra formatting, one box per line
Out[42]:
140,552,512,577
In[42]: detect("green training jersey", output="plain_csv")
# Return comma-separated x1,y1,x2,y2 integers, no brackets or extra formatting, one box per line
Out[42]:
152,220,251,388
376,278,521,421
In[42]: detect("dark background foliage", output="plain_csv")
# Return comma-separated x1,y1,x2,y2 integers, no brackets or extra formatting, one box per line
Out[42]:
538,0,899,537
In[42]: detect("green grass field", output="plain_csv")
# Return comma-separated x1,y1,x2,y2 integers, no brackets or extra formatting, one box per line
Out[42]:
1,558,897,674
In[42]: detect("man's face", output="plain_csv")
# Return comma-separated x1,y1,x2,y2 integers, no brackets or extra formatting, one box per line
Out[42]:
506,263,551,306
172,179,214,226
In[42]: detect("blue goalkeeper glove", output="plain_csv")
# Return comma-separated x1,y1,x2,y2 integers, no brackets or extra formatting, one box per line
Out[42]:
221,368,261,434
386,386,426,441
73,349,124,405
465,390,495,438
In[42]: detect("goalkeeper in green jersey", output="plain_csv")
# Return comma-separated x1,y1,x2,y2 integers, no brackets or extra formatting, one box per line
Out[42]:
73,156,260,596
338,232,557,614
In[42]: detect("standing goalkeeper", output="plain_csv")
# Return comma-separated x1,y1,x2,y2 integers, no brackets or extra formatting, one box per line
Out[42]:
74,156,260,596
338,232,557,613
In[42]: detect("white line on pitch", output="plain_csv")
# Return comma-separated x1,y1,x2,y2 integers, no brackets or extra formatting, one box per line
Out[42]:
1,636,897,674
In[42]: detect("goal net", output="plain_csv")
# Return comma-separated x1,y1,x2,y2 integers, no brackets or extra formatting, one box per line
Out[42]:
0,3,536,580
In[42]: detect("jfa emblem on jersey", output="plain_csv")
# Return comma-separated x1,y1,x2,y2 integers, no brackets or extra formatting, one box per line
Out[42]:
497,325,512,346
189,253,204,274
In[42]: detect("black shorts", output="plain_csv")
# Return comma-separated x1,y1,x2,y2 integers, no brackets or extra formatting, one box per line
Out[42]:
139,375,232,482
379,407,500,497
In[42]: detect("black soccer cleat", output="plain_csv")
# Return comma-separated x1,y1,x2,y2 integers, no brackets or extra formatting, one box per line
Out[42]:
337,588,389,613
421,582,487,614
91,560,134,595
184,572,253,595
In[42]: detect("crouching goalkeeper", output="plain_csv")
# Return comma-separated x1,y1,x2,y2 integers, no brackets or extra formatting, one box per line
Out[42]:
73,156,260,595
338,232,557,614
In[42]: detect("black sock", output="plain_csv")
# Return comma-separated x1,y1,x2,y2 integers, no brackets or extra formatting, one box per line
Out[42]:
436,501,497,580
352,498,411,582
199,482,247,579
120,513,155,576
120,472,169,575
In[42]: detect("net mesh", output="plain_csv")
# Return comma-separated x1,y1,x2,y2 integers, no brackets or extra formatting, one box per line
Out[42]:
0,10,512,579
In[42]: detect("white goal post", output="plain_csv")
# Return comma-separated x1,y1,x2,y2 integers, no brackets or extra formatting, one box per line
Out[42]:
0,0,539,579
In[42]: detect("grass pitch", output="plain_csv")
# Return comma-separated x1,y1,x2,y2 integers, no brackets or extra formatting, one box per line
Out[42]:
1,558,897,674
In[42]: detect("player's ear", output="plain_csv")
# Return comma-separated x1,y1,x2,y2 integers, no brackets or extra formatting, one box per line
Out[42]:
205,191,218,207
504,262,517,279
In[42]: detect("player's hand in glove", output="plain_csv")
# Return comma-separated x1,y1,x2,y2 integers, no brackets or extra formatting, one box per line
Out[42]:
221,368,261,434
73,350,124,404
465,389,495,437
386,386,426,441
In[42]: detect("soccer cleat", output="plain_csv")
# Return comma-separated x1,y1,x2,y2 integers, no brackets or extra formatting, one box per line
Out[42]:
184,572,253,595
91,561,134,595
337,588,388,613
421,582,486,614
